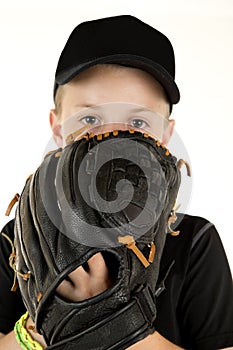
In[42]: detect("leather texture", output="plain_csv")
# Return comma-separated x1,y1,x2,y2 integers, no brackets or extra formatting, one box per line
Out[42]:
14,130,181,349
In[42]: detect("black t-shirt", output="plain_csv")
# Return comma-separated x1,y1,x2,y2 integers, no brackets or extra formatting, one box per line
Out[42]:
0,215,233,349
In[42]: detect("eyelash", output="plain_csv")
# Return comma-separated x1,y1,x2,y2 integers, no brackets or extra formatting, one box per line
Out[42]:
79,115,101,125
128,119,149,129
79,116,150,129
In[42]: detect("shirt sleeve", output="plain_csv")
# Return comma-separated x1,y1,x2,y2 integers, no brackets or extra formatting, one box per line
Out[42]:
178,221,233,350
0,220,26,334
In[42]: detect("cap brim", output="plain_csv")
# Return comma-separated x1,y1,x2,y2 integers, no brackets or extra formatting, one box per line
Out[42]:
54,54,180,104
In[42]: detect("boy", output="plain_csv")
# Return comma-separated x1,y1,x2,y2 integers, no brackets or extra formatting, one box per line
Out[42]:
0,15,233,350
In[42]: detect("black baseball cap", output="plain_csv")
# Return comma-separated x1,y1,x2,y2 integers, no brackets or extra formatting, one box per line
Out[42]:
54,15,180,104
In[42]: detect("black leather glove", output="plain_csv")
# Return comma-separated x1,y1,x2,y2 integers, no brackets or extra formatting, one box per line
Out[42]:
14,130,181,349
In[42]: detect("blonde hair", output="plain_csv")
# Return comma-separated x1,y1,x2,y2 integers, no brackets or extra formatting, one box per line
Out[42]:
54,84,65,119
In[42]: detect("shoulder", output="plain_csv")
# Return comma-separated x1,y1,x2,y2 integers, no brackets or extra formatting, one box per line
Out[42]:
1,219,15,236
156,215,233,349
162,213,232,292
0,219,15,253
176,213,214,238
163,213,216,259
175,213,228,261
168,213,221,254
160,213,231,287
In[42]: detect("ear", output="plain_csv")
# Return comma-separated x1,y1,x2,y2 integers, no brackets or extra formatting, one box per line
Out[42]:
49,109,63,147
162,119,175,145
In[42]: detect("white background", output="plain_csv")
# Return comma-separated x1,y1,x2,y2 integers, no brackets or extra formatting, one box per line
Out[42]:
0,1,232,272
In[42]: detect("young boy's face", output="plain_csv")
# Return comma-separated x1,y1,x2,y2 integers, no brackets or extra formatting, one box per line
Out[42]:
50,64,175,147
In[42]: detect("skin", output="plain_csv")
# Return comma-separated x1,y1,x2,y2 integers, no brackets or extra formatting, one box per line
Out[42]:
50,64,173,147
0,64,231,350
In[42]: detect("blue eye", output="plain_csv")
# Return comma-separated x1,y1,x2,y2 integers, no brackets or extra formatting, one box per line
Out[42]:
130,119,148,129
80,116,99,125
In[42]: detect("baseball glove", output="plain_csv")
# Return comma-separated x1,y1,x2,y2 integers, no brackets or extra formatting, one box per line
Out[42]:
13,129,181,350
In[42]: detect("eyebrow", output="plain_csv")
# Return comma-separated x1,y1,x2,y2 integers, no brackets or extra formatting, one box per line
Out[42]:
73,104,154,114
74,103,96,109
130,107,154,113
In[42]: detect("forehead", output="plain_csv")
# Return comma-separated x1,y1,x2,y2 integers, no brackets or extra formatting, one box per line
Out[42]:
64,64,166,98
58,64,170,118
